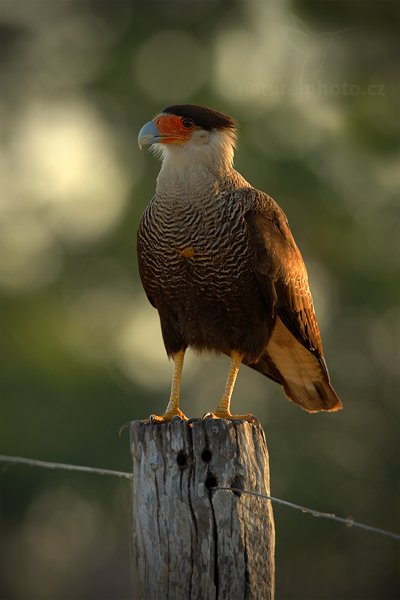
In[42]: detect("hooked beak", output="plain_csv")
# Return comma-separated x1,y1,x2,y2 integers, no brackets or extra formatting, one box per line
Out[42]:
138,120,162,150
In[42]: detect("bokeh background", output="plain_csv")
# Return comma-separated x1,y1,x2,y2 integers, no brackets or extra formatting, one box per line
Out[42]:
1,1,399,598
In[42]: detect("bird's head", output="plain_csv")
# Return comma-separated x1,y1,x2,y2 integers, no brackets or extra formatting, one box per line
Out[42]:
138,104,238,170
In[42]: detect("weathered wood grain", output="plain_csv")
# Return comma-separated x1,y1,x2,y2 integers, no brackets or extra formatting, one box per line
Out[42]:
130,418,275,600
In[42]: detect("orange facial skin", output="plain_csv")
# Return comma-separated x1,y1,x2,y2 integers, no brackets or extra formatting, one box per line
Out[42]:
153,114,195,144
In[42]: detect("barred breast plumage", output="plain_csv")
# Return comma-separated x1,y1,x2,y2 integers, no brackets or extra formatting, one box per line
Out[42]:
138,170,272,362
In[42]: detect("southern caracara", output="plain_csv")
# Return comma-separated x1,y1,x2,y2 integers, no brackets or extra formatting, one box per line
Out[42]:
137,104,342,422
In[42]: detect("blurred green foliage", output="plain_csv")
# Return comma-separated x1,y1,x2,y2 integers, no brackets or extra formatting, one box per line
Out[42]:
1,1,399,598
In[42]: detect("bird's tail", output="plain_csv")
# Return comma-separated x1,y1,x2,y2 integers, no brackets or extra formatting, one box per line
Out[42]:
281,370,342,413
250,353,342,412
248,322,342,413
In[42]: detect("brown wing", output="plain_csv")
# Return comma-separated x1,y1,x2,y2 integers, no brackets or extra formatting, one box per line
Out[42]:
240,189,342,412
245,206,323,358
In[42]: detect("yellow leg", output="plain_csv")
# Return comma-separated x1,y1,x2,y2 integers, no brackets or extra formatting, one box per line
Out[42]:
207,351,256,423
150,350,188,423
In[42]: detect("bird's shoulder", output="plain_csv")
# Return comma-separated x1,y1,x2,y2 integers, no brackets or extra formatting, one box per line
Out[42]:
224,186,323,357
220,185,297,263
222,184,288,222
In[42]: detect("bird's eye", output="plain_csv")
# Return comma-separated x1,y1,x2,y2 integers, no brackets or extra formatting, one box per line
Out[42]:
182,118,194,129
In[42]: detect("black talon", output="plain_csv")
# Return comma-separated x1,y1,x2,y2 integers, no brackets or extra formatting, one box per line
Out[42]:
202,412,215,420
118,421,131,439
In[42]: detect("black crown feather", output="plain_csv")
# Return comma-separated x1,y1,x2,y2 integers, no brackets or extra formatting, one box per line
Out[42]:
162,104,237,133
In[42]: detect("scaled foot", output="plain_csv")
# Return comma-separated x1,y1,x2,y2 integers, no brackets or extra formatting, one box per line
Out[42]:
203,410,258,424
149,407,189,424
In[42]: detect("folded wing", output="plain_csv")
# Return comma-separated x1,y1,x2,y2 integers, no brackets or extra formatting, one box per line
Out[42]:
242,189,342,412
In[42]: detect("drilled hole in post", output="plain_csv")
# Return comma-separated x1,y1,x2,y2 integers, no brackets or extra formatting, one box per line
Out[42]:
201,449,212,463
231,475,244,497
205,472,218,491
176,450,188,468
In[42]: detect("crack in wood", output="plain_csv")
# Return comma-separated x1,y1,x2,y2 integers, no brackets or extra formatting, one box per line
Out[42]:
207,477,220,598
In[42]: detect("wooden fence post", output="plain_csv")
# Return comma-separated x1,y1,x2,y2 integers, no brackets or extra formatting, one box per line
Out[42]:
130,418,275,600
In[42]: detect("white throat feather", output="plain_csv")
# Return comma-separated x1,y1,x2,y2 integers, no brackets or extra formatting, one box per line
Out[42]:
154,129,237,194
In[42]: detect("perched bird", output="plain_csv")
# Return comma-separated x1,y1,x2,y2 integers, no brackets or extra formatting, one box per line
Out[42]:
137,104,342,422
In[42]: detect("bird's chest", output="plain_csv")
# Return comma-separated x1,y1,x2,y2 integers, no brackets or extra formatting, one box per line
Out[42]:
138,196,250,300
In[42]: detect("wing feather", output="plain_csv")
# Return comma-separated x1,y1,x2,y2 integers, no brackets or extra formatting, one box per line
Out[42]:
243,197,323,359
234,187,341,412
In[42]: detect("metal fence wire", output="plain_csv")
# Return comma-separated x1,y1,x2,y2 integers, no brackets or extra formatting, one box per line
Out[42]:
1,454,399,542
